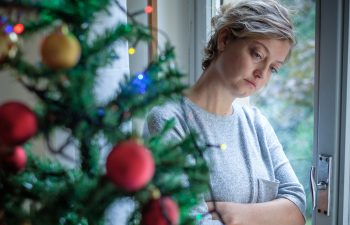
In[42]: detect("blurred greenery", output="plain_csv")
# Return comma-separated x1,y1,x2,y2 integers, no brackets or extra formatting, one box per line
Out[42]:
251,0,315,221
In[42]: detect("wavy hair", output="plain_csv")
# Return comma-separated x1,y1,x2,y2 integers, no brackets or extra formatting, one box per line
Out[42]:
202,0,295,70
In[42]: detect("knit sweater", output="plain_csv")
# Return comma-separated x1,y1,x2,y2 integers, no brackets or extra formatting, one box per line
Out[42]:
143,97,306,225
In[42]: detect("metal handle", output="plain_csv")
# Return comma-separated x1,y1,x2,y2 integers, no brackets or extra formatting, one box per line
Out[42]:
310,166,317,210
311,155,332,216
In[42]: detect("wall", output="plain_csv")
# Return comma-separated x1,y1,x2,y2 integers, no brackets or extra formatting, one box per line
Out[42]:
157,0,191,79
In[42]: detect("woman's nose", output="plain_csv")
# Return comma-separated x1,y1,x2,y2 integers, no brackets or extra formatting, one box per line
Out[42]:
253,64,269,79
253,70,263,79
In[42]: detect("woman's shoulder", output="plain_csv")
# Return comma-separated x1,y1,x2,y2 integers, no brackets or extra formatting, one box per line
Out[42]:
147,99,184,121
235,103,268,124
144,99,188,139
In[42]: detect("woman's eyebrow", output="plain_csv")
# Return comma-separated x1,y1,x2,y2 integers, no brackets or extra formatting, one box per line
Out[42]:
252,40,270,53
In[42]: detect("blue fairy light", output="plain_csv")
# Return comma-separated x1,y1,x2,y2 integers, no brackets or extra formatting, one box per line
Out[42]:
137,74,144,80
4,25,13,34
130,73,151,94
0,16,7,23
97,107,105,117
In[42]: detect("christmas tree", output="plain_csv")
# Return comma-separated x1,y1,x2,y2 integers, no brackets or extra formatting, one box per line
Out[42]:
0,1,210,224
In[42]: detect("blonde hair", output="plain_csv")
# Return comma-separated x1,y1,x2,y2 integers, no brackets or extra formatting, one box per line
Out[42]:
202,0,295,70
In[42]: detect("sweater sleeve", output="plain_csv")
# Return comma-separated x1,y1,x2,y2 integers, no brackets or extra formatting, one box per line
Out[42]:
258,112,306,220
143,105,186,141
190,199,224,225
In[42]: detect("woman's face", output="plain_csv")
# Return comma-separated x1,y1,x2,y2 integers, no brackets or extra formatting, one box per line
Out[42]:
212,31,291,98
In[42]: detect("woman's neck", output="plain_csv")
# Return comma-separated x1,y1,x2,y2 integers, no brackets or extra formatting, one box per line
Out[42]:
185,70,235,116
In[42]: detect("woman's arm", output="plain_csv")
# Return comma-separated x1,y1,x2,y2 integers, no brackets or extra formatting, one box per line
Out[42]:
207,198,305,225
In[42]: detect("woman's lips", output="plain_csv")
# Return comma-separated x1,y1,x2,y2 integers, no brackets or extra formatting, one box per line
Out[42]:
244,79,256,88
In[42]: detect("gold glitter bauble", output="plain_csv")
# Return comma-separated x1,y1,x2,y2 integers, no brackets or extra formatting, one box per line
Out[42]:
40,26,81,70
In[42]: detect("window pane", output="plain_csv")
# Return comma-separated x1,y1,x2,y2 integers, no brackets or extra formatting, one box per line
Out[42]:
252,1,315,224
222,0,315,224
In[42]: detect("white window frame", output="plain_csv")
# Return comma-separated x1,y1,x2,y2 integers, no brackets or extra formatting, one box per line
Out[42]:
315,0,350,224
188,0,216,85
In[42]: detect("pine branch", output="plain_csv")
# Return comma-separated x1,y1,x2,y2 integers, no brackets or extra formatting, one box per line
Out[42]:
0,1,212,224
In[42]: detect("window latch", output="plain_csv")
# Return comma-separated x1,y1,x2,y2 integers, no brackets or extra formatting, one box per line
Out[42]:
310,154,332,216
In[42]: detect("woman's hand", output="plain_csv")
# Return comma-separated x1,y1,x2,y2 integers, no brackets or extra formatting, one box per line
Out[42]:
207,201,238,225
206,199,305,225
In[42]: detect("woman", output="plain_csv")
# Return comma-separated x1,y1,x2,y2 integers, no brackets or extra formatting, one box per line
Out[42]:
144,0,306,224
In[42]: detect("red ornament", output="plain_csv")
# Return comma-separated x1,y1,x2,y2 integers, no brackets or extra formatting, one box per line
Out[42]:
1,146,27,173
106,139,155,191
0,101,38,146
141,197,179,225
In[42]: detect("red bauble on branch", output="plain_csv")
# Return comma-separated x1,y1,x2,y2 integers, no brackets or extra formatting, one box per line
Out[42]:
106,139,155,192
1,146,27,173
141,197,179,225
0,101,38,146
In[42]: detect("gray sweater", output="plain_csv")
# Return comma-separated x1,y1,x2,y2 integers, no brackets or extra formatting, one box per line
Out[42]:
143,97,306,225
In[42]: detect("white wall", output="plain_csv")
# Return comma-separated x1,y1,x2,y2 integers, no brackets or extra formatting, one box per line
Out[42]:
157,0,192,80
127,0,149,75
157,0,214,85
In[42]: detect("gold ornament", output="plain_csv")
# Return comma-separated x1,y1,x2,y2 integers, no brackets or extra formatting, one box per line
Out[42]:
40,25,81,70
0,32,18,62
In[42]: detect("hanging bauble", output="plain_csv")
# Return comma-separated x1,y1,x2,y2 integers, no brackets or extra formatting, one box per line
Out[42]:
141,197,179,225
0,101,38,146
0,32,18,63
40,25,81,70
106,139,155,192
1,146,27,173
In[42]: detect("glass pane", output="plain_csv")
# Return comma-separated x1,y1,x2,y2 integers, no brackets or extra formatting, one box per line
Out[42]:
222,0,315,224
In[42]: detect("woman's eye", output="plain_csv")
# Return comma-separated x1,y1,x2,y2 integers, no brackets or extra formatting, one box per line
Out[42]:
252,50,263,61
271,67,279,74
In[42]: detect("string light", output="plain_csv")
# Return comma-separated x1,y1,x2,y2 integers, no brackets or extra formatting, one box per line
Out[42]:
13,24,24,34
128,47,136,55
144,6,153,14
205,143,227,151
150,188,161,199
9,32,18,42
220,143,227,151
0,16,7,23
196,214,203,221
131,72,151,94
137,73,144,80
4,25,13,34
97,107,105,117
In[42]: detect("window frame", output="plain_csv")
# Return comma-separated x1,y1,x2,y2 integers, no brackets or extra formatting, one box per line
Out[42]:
313,0,349,224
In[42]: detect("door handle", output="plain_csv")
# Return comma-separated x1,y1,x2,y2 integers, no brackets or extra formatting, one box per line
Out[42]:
310,155,332,216
310,166,317,210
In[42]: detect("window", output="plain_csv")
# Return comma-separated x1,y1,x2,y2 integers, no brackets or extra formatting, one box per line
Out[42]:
220,0,315,223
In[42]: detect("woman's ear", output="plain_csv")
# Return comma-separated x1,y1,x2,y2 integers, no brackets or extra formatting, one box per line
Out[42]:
217,29,230,52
